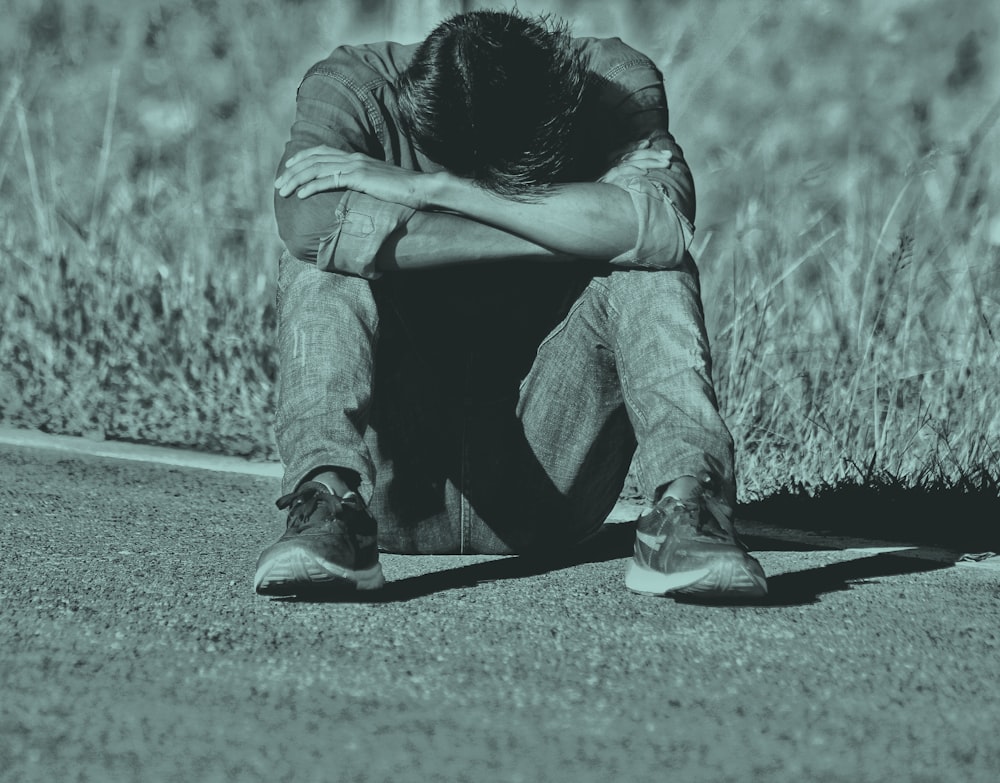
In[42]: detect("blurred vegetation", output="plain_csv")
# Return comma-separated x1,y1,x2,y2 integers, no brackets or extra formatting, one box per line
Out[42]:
1,0,998,500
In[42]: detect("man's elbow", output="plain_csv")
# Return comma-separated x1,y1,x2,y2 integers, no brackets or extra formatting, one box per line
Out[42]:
278,226,321,263
650,209,693,268
617,185,695,270
274,196,325,263
634,233,687,270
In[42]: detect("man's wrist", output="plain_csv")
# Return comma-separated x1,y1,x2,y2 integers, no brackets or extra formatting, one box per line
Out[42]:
424,170,478,213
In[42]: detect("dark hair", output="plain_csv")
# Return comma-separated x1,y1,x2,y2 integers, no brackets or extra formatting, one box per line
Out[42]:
395,10,589,198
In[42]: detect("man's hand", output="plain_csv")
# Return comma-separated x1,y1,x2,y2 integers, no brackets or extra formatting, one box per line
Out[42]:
275,146,441,210
603,144,673,181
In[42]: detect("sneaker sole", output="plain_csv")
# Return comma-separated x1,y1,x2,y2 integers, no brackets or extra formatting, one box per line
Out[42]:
254,548,386,596
625,557,768,598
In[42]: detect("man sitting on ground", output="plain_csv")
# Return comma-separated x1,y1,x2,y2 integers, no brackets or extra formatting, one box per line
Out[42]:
255,9,767,600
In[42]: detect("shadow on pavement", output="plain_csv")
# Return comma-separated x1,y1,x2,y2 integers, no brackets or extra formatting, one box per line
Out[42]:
273,521,955,607
741,481,1000,553
274,523,637,604
762,551,953,606
675,551,953,608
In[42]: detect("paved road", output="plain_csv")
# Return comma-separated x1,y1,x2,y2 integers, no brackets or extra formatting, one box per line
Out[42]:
1,442,998,782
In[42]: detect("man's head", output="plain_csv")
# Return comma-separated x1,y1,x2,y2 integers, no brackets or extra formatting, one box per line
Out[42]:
395,10,588,197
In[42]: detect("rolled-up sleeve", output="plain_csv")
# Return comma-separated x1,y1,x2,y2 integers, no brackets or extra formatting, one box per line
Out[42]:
274,63,412,278
594,53,696,270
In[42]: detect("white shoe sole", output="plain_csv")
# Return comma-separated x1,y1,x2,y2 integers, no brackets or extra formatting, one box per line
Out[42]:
625,558,768,598
254,548,385,595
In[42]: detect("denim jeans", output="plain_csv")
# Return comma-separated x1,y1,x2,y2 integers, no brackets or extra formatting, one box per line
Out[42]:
274,252,735,555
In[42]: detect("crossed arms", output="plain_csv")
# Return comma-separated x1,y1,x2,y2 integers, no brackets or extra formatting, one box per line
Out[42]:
273,59,695,278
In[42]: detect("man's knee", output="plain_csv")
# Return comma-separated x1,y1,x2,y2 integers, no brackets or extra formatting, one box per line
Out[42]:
277,251,377,319
598,261,706,344
606,254,700,304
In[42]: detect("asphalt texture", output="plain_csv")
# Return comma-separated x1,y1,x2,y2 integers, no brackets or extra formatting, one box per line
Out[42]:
2,442,999,783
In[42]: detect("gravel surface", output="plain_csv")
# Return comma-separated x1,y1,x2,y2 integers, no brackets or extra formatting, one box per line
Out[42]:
2,443,999,782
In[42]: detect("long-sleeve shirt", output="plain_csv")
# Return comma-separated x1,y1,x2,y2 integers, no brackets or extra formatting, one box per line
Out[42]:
274,36,696,278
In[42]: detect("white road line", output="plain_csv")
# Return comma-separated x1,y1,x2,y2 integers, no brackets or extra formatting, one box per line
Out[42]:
0,425,283,478
843,546,917,554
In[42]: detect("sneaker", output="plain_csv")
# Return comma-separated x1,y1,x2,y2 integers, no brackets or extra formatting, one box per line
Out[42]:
625,489,767,598
254,481,385,595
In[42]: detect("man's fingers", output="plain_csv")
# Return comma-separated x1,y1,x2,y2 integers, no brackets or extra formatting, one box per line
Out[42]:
285,145,350,166
285,146,363,168
623,149,672,160
276,146,368,190
620,149,673,168
276,167,318,197
282,154,346,178
601,149,674,182
615,164,649,178
277,163,348,197
294,174,345,199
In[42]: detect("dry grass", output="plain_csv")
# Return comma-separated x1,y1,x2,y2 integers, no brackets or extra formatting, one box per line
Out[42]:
1,0,998,501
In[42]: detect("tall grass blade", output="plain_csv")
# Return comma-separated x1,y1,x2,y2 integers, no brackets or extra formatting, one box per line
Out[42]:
89,66,120,250
15,99,51,258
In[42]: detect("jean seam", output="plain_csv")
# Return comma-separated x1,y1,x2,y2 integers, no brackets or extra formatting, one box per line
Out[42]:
517,286,593,400
602,281,655,498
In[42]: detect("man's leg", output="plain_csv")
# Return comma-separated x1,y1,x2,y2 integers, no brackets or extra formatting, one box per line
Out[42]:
516,257,766,597
272,252,379,500
603,259,735,511
255,252,384,595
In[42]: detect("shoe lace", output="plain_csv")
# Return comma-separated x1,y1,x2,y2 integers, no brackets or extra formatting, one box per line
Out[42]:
275,484,344,533
667,497,732,543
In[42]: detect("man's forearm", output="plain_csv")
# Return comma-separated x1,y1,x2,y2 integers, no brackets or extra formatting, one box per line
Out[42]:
426,175,639,260
374,177,639,272
375,210,569,272
276,145,688,274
